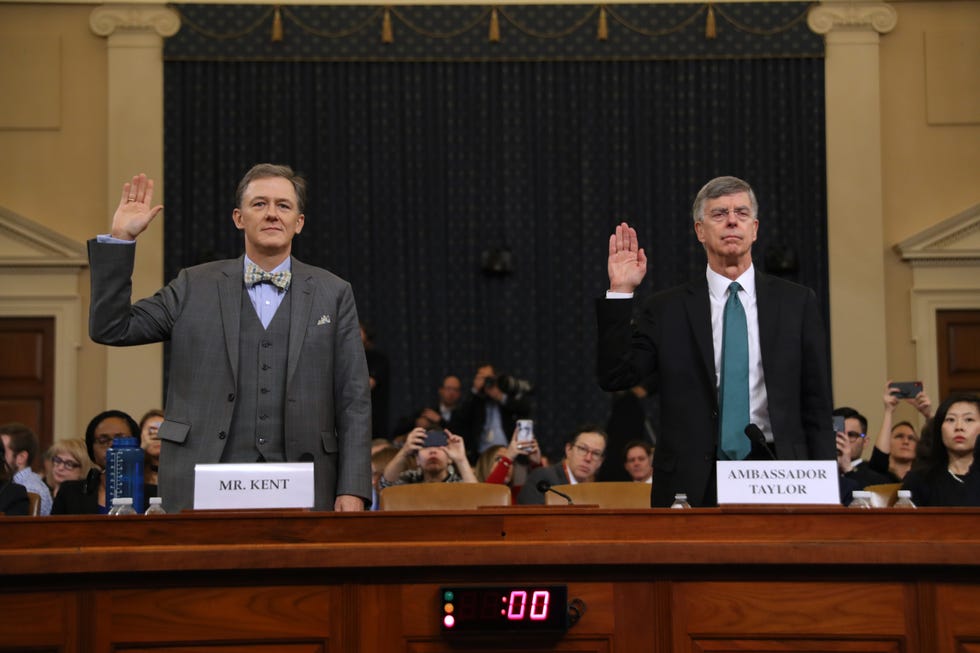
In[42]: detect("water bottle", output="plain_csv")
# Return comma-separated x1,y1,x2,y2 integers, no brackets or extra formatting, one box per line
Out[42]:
145,497,167,515
893,489,916,509
112,497,137,515
105,436,144,514
670,493,691,509
849,490,872,509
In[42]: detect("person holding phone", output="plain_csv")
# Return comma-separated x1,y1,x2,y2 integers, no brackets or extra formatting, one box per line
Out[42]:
868,380,933,481
379,427,477,488
479,424,545,501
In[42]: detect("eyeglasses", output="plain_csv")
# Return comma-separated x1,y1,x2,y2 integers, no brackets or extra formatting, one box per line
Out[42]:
572,443,605,459
52,456,81,470
845,431,866,441
706,207,753,222
94,435,115,446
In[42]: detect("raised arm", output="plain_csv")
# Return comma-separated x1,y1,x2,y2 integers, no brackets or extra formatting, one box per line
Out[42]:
110,173,164,240
607,222,648,293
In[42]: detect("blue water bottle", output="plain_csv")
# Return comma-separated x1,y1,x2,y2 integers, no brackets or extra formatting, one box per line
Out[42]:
105,436,144,513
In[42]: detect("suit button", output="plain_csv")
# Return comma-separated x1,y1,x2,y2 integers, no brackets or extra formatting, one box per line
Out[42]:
227,393,235,402
218,431,227,439
257,437,267,445
260,388,269,394
259,414,268,421
261,341,272,348
711,410,718,418
262,364,271,371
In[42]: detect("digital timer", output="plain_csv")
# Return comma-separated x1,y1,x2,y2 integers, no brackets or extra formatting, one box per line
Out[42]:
440,585,569,634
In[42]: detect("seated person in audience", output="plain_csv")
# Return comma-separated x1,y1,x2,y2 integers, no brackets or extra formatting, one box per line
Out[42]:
0,438,29,516
370,445,400,510
623,440,654,483
518,425,608,504
378,427,476,489
1,423,53,515
869,381,932,481
139,409,164,499
832,407,892,489
477,427,544,501
901,393,980,506
52,410,140,515
45,438,93,499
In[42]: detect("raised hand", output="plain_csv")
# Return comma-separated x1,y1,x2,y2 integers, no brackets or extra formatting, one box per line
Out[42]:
607,222,647,293
111,173,164,241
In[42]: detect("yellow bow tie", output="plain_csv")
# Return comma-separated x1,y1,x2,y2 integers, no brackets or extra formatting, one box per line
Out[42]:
244,262,291,290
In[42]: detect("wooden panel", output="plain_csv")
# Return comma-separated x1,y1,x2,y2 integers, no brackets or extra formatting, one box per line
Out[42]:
934,583,980,653
123,646,323,653
0,591,78,653
937,309,980,397
93,586,336,650
673,582,911,652
0,317,54,458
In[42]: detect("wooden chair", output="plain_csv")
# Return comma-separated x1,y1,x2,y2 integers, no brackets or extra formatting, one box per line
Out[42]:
864,483,902,508
544,481,651,508
379,482,512,511
26,492,42,516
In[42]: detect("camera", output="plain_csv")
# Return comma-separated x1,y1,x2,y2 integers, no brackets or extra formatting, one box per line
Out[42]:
889,381,923,399
484,374,534,397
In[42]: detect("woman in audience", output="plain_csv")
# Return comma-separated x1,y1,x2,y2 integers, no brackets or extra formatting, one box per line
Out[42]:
0,437,29,516
478,427,543,501
45,438,93,499
901,393,980,506
52,410,140,515
139,409,164,497
869,381,932,481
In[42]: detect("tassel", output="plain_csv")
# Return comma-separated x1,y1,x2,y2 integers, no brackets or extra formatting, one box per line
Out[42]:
597,5,608,41
271,5,283,43
381,6,393,43
489,7,500,43
705,4,717,39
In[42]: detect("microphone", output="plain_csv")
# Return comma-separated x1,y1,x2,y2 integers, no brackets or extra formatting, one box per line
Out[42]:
744,424,776,460
536,480,574,505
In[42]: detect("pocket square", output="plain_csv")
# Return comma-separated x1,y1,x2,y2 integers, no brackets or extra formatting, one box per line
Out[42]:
316,315,331,326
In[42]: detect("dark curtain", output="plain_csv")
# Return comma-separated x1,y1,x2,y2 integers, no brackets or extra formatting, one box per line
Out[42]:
164,56,825,459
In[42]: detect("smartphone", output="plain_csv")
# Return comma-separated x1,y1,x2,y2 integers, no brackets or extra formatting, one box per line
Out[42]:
833,415,845,434
516,419,534,443
422,430,448,448
889,381,923,399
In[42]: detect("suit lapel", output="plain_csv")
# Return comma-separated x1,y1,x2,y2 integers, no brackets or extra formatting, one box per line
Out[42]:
684,278,716,393
218,257,244,383
755,270,778,375
287,257,315,386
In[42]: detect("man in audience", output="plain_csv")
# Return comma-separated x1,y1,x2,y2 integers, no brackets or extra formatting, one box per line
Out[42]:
0,423,53,515
454,362,532,460
833,407,891,488
518,425,608,504
436,375,463,427
623,440,654,483
379,427,476,488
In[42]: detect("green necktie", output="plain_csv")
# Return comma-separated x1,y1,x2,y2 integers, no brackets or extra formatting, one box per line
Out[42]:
719,281,751,460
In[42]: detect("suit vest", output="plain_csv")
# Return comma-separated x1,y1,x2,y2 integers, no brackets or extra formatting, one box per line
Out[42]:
222,285,291,463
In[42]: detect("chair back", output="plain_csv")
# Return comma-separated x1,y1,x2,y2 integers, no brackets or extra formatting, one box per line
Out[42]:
26,491,42,516
544,481,651,508
379,482,512,511
864,483,902,508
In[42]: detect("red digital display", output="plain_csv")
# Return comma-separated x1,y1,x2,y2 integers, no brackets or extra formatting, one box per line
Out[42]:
440,585,568,634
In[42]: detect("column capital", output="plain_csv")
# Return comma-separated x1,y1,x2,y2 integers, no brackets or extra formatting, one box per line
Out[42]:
807,1,897,36
89,4,180,38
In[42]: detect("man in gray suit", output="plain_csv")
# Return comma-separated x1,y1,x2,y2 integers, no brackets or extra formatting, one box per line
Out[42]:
88,164,371,513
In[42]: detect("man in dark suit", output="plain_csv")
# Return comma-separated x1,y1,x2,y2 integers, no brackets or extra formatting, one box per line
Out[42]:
517,425,607,504
453,363,531,461
88,165,372,513
596,176,834,507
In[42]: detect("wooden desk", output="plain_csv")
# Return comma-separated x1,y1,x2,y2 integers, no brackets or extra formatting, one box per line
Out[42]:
2,507,978,652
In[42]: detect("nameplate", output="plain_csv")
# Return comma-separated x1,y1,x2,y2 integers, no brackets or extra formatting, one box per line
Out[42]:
716,460,839,505
193,462,314,510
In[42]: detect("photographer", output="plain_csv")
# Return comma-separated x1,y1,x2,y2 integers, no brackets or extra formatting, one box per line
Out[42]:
453,363,532,461
379,427,477,488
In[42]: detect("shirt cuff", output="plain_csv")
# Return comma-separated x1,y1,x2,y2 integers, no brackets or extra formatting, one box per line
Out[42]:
605,291,634,299
97,234,136,245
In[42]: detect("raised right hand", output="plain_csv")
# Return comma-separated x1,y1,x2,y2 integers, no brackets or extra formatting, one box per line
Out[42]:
111,173,164,240
607,222,647,293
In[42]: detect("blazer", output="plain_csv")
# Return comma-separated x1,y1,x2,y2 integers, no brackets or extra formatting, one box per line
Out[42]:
88,240,372,513
0,481,29,516
596,270,834,507
517,463,571,505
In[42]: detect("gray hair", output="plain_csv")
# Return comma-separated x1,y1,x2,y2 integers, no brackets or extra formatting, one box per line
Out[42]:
235,163,308,213
691,176,758,223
